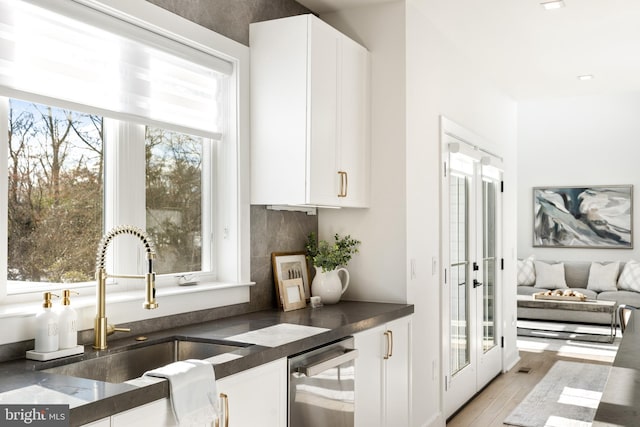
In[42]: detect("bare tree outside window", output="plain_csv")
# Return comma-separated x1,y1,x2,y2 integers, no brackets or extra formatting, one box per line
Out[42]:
145,127,203,274
6,100,205,284
7,99,103,283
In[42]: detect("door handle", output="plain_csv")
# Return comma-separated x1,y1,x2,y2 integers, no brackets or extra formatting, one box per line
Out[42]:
473,279,483,288
298,348,359,377
218,393,229,427
384,330,393,359
338,171,348,197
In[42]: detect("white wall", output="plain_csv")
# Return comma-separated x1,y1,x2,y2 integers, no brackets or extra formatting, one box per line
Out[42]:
319,3,408,304
320,2,519,426
406,2,519,425
518,93,640,262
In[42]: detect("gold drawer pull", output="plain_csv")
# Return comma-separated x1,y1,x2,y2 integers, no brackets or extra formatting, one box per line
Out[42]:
220,393,229,427
384,330,393,359
338,171,348,197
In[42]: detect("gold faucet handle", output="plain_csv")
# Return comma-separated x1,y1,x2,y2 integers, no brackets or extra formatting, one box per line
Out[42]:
106,324,131,336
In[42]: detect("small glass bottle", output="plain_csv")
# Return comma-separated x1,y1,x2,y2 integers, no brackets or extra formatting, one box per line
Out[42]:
58,290,78,349
34,292,59,352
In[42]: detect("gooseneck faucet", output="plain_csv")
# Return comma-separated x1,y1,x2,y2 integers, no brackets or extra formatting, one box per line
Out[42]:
94,225,159,350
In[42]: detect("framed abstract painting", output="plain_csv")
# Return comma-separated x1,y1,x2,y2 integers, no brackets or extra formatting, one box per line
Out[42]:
533,185,633,248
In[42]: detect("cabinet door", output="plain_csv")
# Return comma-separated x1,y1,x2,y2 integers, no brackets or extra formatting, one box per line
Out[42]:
308,17,340,206
216,358,287,427
250,15,309,205
354,325,385,427
354,316,412,427
337,36,370,208
250,15,370,208
111,398,175,427
384,316,412,427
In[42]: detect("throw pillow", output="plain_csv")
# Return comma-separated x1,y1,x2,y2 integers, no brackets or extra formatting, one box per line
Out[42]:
618,260,640,292
517,256,536,286
587,262,620,292
533,261,567,289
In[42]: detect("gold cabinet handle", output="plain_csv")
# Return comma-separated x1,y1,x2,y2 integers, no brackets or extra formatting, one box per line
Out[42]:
338,171,348,197
384,330,393,359
220,393,229,427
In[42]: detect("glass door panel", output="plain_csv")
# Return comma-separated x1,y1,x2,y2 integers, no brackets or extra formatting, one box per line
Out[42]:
450,174,469,374
482,179,497,353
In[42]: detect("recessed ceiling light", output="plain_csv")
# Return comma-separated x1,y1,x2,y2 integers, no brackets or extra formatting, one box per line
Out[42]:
540,0,565,10
577,74,594,81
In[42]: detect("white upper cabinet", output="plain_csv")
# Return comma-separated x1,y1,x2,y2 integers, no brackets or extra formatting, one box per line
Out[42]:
250,14,371,208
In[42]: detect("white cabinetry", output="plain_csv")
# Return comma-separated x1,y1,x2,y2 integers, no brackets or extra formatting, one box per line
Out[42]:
215,358,287,427
250,14,370,208
109,358,287,427
354,316,412,427
111,398,174,426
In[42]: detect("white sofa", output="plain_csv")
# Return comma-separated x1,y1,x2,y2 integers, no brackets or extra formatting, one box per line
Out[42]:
517,259,640,325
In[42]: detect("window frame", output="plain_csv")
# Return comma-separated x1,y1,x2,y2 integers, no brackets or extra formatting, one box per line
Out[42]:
0,0,250,313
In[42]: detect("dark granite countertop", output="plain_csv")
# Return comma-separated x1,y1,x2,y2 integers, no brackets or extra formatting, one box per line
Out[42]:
0,301,413,426
594,311,640,426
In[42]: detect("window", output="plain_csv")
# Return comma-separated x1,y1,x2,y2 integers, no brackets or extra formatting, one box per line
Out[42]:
7,100,103,284
0,0,249,303
5,102,215,287
145,127,209,275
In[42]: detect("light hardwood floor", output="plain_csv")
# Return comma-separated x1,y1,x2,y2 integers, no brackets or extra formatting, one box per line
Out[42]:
446,345,615,426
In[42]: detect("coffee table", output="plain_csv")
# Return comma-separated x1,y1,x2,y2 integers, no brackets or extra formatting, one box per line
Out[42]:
517,295,617,343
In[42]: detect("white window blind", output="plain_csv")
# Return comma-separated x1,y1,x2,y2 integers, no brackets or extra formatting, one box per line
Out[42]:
0,0,232,138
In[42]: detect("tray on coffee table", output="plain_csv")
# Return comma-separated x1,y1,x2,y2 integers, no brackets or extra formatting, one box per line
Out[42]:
533,292,586,302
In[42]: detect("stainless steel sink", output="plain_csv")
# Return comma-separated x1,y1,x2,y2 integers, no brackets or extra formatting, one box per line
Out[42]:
42,338,249,383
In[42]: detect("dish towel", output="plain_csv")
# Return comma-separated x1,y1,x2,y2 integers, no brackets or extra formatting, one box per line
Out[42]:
144,359,218,426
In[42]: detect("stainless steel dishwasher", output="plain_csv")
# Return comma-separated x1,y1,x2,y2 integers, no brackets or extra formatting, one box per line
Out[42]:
288,337,358,427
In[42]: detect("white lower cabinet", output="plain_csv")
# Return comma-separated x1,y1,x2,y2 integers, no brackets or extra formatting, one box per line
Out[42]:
215,358,288,427
111,398,174,426
354,316,412,427
107,357,287,427
81,319,410,427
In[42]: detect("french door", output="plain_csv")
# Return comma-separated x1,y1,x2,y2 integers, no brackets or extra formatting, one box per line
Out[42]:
442,119,503,418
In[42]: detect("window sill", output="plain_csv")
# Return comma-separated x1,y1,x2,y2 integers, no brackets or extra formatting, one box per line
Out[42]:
0,281,254,319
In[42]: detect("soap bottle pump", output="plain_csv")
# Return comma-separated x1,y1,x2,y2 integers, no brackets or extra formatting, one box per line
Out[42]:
58,290,79,349
34,292,59,353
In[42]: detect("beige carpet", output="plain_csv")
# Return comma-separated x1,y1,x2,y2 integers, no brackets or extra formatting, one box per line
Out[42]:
504,360,610,427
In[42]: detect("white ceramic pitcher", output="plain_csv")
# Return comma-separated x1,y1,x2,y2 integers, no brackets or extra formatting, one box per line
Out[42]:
311,266,350,304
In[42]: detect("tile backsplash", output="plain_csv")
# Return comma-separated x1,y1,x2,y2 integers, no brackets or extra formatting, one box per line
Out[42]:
146,0,311,46
250,206,318,311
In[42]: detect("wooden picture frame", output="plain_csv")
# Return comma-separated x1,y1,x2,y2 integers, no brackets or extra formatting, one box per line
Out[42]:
272,251,311,308
281,278,307,312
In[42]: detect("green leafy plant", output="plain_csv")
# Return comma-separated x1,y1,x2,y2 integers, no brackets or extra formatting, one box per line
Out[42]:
306,232,361,271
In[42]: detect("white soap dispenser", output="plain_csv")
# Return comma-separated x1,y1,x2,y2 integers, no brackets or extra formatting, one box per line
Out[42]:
34,292,59,353
58,289,78,349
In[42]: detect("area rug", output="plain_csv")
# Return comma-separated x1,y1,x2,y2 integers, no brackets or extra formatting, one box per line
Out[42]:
504,360,610,427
